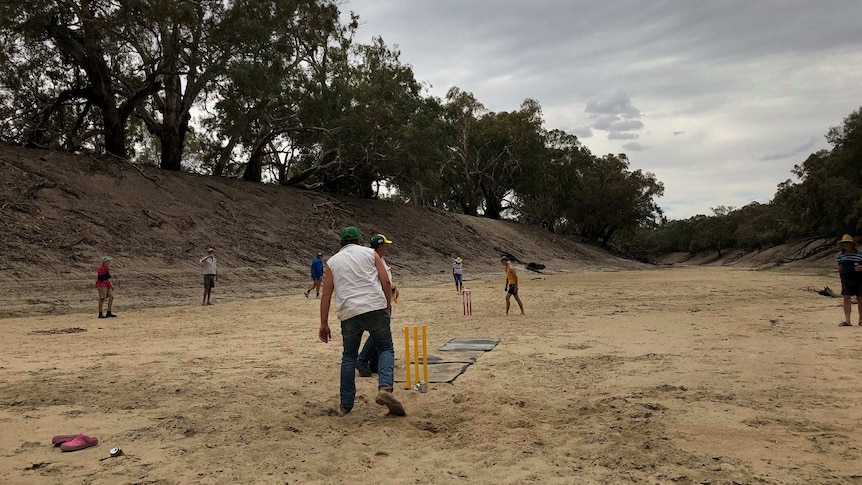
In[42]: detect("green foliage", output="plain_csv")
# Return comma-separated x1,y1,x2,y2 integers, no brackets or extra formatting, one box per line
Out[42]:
0,1,667,245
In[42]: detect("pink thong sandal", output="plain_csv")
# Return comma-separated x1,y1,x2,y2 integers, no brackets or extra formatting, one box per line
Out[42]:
59,434,99,452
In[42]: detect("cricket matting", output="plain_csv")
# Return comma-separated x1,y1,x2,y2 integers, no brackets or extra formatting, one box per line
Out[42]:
438,338,501,352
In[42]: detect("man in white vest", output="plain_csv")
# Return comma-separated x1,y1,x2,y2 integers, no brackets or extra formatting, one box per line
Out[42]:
319,226,405,416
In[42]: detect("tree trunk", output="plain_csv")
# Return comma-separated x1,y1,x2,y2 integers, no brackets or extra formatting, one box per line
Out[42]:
483,198,502,219
243,148,264,182
460,200,478,217
160,129,184,171
158,50,187,171
103,106,127,158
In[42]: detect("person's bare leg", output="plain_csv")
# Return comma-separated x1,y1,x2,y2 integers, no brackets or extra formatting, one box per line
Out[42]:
206,288,212,305
505,294,511,315
514,294,525,314
856,298,862,325
843,296,852,324
107,294,113,312
202,289,207,305
98,298,104,314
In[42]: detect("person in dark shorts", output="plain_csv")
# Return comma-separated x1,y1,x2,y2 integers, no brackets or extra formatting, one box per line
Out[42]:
305,252,324,298
501,256,525,315
836,234,862,326
200,248,218,305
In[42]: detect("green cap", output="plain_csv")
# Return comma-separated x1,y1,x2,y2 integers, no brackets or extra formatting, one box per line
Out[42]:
370,234,393,248
339,226,361,242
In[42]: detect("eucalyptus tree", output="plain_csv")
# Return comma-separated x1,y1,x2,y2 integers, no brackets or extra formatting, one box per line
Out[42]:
440,87,487,215
256,35,429,195
514,129,591,232
308,37,428,196
774,107,862,236
564,153,664,245
0,27,91,150
475,98,545,219
1,0,167,158
439,90,547,218
385,95,450,207
187,0,347,180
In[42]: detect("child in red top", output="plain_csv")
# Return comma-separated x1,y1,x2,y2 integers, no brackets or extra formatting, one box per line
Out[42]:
95,256,117,319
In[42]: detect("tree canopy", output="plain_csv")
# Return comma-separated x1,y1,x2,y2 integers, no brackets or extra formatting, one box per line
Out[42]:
1,0,666,247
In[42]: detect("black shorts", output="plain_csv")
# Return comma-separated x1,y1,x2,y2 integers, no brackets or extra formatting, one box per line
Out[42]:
841,275,861,296
204,274,216,290
507,284,517,296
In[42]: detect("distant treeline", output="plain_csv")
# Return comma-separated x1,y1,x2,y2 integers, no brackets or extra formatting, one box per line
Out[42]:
621,107,862,259
0,1,663,246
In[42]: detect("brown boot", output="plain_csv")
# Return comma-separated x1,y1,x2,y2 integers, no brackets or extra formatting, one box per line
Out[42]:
375,387,405,416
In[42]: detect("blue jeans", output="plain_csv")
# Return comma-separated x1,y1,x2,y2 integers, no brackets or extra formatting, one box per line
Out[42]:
358,336,378,368
340,309,394,409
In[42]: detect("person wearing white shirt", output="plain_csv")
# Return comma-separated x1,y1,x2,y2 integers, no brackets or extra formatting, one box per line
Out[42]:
319,227,405,417
199,248,217,306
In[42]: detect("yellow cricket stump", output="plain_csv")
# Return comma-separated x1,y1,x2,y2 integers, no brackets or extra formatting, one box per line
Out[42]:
413,325,420,386
404,325,429,391
404,326,411,390
422,325,428,384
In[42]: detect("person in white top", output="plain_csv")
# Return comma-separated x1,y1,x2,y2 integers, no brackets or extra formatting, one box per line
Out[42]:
319,227,405,417
356,234,393,377
199,248,218,306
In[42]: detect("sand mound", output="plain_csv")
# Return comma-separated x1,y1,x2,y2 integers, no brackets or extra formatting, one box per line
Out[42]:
0,144,639,316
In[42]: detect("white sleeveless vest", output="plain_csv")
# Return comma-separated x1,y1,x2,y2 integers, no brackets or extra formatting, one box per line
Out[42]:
327,244,387,321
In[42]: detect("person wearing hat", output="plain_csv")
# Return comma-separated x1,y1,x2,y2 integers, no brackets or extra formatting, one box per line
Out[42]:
356,234,394,378
836,234,862,326
305,252,325,299
95,256,117,319
452,257,464,294
319,227,405,416
199,248,218,306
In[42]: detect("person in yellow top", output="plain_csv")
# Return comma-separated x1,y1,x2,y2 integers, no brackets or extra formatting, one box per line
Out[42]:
501,256,525,315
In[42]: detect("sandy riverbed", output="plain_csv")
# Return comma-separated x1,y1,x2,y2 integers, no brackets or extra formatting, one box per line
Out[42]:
1,267,860,484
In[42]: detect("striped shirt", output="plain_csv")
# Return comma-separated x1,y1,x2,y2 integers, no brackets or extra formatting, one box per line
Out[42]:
837,250,862,276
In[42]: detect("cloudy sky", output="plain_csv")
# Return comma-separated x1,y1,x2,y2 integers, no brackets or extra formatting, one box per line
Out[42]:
342,0,862,219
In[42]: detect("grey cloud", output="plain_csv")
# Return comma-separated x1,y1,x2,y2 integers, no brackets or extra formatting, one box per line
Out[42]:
591,115,619,131
586,89,646,139
585,89,641,118
570,126,594,138
623,142,648,152
608,132,639,140
673,131,686,136
608,120,644,132
757,137,818,161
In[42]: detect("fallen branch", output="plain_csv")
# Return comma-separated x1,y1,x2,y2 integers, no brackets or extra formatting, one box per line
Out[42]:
811,286,838,298
122,159,162,187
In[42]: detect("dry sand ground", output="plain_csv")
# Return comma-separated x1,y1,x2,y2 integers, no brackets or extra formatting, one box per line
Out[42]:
2,266,862,484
